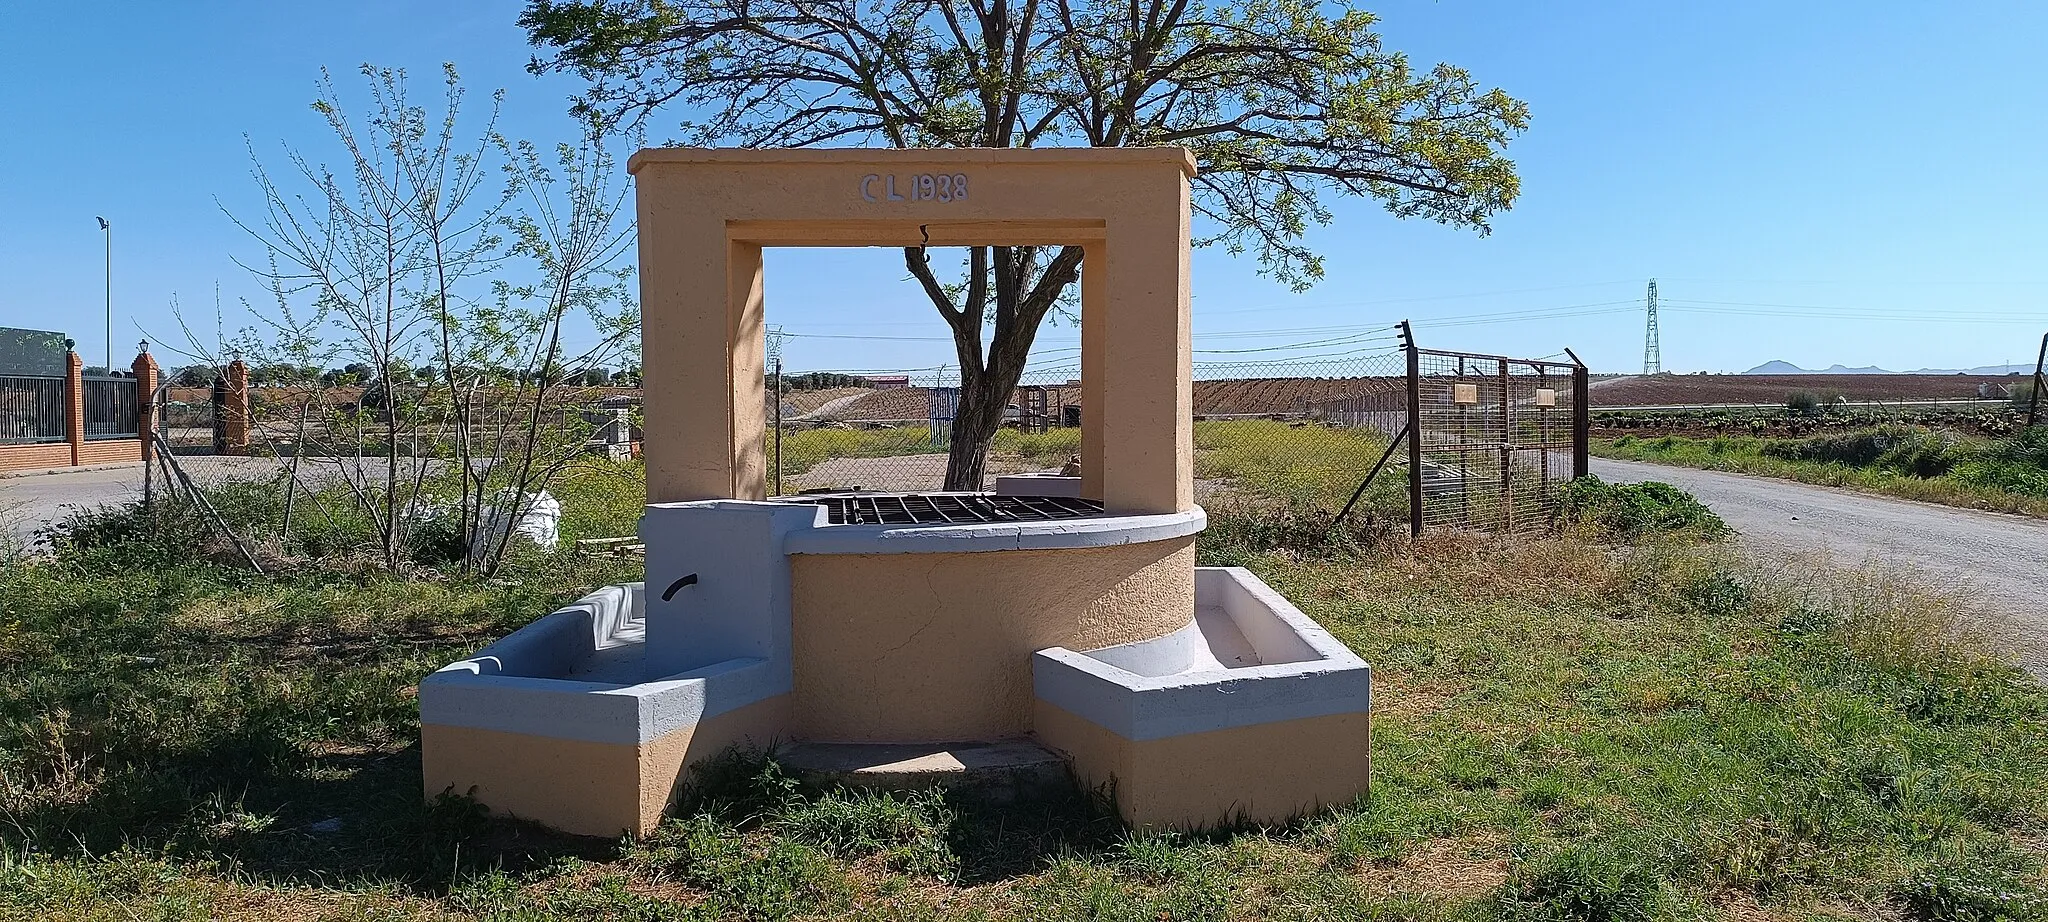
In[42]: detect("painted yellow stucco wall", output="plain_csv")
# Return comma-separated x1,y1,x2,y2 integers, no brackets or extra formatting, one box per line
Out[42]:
1035,700,1372,830
629,148,1195,515
422,695,788,837
788,536,1195,741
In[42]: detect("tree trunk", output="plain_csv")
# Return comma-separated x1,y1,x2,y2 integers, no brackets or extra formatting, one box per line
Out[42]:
912,244,1082,491
942,368,1017,491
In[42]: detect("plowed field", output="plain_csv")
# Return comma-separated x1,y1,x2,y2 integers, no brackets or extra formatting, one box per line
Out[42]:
1591,374,2019,407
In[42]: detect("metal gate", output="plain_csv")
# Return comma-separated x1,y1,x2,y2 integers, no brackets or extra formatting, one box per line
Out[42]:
1405,338,1587,534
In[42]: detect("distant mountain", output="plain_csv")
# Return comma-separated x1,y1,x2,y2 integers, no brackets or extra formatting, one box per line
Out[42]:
1741,360,2030,376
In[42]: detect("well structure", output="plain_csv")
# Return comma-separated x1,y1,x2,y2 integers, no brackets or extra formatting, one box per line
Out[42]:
420,148,1371,836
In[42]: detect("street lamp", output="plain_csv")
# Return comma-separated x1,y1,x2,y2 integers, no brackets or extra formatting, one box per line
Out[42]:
96,216,111,370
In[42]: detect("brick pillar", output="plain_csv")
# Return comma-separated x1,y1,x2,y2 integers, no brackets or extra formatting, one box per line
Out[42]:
223,359,251,455
65,350,85,466
133,348,159,463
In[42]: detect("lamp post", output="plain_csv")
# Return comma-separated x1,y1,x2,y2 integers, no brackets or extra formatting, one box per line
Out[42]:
96,216,111,370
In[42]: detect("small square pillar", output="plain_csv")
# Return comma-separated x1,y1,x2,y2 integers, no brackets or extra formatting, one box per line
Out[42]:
1093,189,1193,515
641,209,769,502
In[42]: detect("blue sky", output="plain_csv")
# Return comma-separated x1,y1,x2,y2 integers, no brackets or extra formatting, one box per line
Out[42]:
2,1,2043,375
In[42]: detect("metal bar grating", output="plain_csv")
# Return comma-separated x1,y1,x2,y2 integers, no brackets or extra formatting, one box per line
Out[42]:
776,492,1107,525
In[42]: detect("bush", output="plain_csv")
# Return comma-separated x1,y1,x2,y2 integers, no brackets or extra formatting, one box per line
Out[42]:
1786,390,1823,415
1761,425,1967,478
2010,379,2040,412
1557,476,1730,542
1954,427,2048,498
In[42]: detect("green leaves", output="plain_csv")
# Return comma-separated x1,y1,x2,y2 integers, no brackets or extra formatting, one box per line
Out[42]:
520,0,1528,285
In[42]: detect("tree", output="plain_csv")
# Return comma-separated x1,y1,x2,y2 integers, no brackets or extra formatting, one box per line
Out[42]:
173,365,216,388
229,65,637,573
522,0,1525,489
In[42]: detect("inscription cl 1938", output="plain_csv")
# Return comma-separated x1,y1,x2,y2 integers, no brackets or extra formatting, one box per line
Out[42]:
860,173,970,203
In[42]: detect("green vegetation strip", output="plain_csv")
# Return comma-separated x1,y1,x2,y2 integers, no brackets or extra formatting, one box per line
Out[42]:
1596,427,2048,519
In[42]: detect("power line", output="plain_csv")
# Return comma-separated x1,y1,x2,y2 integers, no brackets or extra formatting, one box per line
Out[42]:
1663,306,2047,324
1422,306,1640,328
1662,297,2044,318
1193,333,1399,355
1193,279,1638,316
1195,344,1403,366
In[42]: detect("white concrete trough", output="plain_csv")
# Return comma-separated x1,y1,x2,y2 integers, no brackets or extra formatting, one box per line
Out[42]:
419,501,1370,835
1031,566,1372,828
417,583,792,837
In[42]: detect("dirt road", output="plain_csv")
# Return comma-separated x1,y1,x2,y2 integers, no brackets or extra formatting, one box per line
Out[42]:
1593,458,2048,679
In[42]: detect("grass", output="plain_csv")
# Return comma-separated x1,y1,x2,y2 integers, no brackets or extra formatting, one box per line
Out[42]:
6,487,2046,919
771,419,1392,504
774,426,945,479
1192,420,1409,562
1595,429,2048,519
1195,419,1401,509
4,425,2044,920
769,425,1082,484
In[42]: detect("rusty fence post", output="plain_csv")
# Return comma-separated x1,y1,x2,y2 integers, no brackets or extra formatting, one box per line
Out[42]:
1498,358,1512,531
1402,322,1423,537
1567,349,1590,479
2027,332,2046,430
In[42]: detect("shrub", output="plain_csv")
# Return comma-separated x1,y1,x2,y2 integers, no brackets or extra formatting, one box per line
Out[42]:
2009,379,2039,412
1787,390,1823,415
1954,427,2048,498
1556,476,1730,542
1761,425,1967,478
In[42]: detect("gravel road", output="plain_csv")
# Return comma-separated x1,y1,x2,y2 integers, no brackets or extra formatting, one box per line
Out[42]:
1593,458,2048,679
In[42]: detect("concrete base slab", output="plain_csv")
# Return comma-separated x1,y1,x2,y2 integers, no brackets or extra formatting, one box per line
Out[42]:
779,739,1069,799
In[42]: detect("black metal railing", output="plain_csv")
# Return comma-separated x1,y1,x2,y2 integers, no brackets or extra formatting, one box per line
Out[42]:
83,375,138,439
776,492,1106,525
0,374,67,444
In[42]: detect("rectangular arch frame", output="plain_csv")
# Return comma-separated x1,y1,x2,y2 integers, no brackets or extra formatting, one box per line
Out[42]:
630,147,1197,515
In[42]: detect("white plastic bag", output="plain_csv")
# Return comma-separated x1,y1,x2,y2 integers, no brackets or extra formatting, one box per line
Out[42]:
475,489,561,553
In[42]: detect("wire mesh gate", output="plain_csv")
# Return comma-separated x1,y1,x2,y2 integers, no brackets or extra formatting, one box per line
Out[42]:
1403,329,1588,535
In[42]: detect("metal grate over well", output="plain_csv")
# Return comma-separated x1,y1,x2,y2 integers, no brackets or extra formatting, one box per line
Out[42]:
776,492,1106,526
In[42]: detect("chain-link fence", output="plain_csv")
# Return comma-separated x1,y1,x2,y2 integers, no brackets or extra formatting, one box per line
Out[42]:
767,351,1418,506
766,332,1587,536
140,375,650,568
130,328,1588,564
